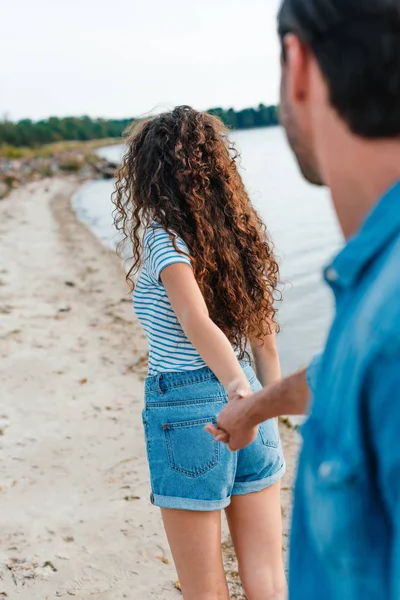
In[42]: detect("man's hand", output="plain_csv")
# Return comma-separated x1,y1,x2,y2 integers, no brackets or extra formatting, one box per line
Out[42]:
207,396,259,451
205,383,259,451
206,368,311,451
205,378,253,449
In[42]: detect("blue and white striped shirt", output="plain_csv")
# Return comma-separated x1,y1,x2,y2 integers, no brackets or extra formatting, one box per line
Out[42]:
133,225,207,375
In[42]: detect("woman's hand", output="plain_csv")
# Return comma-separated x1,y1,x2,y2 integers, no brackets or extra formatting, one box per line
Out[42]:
227,377,252,402
205,377,254,446
206,393,259,450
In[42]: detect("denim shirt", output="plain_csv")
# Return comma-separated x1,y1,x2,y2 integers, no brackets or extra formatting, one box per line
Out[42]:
290,181,400,600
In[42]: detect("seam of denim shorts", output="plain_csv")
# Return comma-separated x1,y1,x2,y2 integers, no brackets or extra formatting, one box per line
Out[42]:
151,493,231,511
145,373,217,393
160,375,218,391
232,462,286,496
164,417,218,429
146,375,255,396
145,361,254,393
145,396,226,408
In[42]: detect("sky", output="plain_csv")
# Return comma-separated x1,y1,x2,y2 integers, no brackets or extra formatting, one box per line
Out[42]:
0,0,283,122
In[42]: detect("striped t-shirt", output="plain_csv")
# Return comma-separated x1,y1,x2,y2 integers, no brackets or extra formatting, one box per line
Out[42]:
133,225,207,375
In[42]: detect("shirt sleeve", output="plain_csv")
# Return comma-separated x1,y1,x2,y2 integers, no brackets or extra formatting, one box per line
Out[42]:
145,226,192,284
367,350,400,599
307,352,322,395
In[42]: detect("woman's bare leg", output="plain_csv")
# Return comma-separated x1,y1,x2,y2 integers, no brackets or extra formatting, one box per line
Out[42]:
225,483,287,600
161,508,230,600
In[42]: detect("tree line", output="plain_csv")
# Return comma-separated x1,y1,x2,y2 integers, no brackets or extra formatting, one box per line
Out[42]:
208,104,279,130
0,104,279,148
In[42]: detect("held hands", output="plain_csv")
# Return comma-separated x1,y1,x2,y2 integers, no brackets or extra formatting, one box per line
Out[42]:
205,378,259,451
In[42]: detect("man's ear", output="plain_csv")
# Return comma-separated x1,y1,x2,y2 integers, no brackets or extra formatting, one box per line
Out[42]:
282,33,310,105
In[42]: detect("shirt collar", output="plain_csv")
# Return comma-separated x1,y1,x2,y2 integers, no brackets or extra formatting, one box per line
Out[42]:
326,180,400,289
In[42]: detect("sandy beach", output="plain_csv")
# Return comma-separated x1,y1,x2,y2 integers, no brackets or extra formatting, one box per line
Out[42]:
0,178,300,599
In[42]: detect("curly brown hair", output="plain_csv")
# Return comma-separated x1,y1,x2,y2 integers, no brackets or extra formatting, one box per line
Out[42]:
113,106,280,356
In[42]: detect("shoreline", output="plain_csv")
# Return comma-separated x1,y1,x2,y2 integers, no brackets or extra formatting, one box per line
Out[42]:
0,139,121,200
0,178,299,599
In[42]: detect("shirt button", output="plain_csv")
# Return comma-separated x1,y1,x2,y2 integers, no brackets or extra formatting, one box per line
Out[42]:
318,462,333,479
325,267,339,283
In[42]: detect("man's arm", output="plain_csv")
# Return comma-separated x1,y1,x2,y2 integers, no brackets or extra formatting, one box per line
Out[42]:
247,367,309,425
206,367,310,451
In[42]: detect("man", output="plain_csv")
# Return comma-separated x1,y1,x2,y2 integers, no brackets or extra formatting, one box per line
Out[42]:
207,0,400,598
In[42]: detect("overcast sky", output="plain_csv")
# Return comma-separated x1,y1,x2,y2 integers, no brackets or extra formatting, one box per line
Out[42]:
1,0,283,122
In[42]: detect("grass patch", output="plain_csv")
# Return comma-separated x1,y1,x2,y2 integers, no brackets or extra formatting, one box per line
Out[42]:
0,138,122,160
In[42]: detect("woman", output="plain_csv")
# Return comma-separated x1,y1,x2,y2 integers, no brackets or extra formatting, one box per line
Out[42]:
113,106,286,600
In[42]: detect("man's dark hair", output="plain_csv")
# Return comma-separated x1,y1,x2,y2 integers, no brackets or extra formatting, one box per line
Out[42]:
278,0,400,138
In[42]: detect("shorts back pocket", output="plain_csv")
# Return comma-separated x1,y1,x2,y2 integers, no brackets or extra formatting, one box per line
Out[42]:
259,419,280,448
164,417,220,478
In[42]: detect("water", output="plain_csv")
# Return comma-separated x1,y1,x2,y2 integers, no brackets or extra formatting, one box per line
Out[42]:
73,127,342,376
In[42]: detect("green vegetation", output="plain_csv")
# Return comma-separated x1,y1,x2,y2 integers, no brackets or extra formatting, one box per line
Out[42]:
0,137,119,198
0,116,130,148
0,138,121,159
208,104,279,130
0,104,279,150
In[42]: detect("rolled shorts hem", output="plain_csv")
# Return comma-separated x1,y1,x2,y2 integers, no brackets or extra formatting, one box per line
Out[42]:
151,493,232,512
231,462,286,496
151,463,286,511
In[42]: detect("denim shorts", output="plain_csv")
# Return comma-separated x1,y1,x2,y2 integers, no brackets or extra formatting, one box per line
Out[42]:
142,362,286,511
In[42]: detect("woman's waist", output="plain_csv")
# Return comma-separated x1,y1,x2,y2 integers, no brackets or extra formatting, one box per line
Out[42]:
145,360,254,395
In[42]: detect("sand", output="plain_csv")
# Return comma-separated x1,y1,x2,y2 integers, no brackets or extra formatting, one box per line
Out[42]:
0,178,300,599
